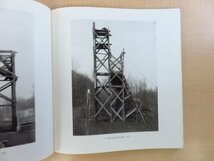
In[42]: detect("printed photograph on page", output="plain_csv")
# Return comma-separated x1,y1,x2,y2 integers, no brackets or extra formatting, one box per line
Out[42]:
71,20,158,135
0,9,35,148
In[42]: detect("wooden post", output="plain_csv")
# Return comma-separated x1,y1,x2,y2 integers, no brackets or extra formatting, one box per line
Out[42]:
86,89,90,135
11,52,17,131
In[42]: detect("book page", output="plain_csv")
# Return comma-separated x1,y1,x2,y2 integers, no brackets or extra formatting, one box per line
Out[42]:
0,1,53,161
52,7,183,154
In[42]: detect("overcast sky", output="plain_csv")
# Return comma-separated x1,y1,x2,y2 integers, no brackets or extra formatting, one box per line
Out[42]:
71,19,157,87
0,9,34,99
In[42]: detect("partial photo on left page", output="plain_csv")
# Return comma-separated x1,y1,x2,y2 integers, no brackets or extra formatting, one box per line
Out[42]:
0,1,53,161
0,7,35,149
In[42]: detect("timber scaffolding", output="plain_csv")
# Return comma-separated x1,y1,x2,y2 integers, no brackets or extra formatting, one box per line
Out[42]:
0,50,18,132
92,22,148,123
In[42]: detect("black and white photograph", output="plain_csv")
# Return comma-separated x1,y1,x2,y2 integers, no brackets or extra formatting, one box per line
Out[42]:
72,20,158,135
0,10,35,148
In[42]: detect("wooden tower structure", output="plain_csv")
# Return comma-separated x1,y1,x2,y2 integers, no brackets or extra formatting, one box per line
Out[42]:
0,50,18,131
93,22,145,122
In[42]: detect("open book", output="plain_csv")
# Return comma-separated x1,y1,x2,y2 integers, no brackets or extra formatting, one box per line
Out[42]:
0,1,183,161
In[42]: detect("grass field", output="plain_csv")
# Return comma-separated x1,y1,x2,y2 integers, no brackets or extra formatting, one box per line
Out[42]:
0,123,35,148
73,104,158,135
